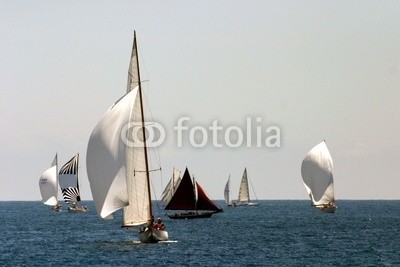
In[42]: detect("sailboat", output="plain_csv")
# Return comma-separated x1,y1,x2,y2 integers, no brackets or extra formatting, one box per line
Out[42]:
234,168,259,206
86,31,168,243
59,154,88,213
161,168,182,205
224,175,233,207
39,154,62,211
301,141,336,213
165,168,223,219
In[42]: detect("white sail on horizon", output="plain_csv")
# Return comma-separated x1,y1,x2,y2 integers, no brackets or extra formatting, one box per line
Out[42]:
39,154,58,206
301,141,335,206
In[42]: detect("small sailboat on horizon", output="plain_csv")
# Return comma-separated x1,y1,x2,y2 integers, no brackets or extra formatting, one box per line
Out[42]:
301,140,336,213
165,168,223,219
86,31,168,243
39,154,62,211
59,153,88,213
224,175,233,207
234,168,259,206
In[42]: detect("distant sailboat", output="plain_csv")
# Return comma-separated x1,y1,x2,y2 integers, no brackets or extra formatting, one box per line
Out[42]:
165,168,223,219
235,168,259,206
301,141,336,213
39,154,62,211
161,168,181,205
224,175,233,207
86,31,168,243
59,154,88,213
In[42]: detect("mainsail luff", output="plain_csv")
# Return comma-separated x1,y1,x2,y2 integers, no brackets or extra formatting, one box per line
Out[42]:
301,141,334,206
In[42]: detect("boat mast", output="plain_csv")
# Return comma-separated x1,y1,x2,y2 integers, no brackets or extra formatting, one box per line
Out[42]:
134,31,153,219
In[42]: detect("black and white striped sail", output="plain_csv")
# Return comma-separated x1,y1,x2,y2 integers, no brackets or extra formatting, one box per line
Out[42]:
39,154,58,206
86,87,151,226
301,141,335,206
59,154,81,203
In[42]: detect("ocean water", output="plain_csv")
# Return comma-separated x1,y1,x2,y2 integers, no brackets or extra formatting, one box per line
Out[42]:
1,200,400,266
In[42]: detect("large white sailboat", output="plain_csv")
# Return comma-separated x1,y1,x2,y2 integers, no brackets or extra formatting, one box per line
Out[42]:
86,31,168,243
235,168,259,206
59,154,88,213
39,154,62,211
301,141,336,213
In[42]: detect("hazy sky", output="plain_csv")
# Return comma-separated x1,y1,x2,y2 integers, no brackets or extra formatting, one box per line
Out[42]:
1,1,399,201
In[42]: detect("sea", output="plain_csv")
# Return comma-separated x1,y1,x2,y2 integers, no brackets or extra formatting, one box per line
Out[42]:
1,200,400,266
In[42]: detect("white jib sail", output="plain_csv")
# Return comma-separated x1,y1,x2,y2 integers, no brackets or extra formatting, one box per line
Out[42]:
87,87,151,225
301,141,334,206
39,165,58,206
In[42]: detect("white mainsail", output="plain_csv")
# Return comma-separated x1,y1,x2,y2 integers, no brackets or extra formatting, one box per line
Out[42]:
161,168,181,204
224,175,232,206
301,141,335,206
39,154,58,206
238,168,250,203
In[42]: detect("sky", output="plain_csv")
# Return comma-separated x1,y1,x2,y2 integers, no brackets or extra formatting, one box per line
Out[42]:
1,1,400,201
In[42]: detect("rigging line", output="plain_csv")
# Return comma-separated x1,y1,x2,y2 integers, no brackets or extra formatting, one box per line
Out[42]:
248,176,258,200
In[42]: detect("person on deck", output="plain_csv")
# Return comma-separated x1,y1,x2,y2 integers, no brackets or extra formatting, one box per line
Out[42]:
153,218,165,230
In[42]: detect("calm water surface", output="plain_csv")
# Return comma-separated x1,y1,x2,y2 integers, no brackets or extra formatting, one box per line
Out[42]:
1,200,399,266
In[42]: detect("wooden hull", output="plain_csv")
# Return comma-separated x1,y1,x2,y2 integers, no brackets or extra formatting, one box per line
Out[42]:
167,210,221,219
139,228,168,243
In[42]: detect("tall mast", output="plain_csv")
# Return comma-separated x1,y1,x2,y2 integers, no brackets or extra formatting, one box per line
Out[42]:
76,153,80,202
134,31,153,219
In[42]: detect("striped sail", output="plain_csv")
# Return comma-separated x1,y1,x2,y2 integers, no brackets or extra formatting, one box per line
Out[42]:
39,154,58,206
301,141,335,206
59,154,81,203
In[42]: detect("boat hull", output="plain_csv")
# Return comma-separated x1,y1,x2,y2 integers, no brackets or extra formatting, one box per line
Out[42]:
316,203,336,213
68,206,88,213
167,210,221,219
139,228,169,243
